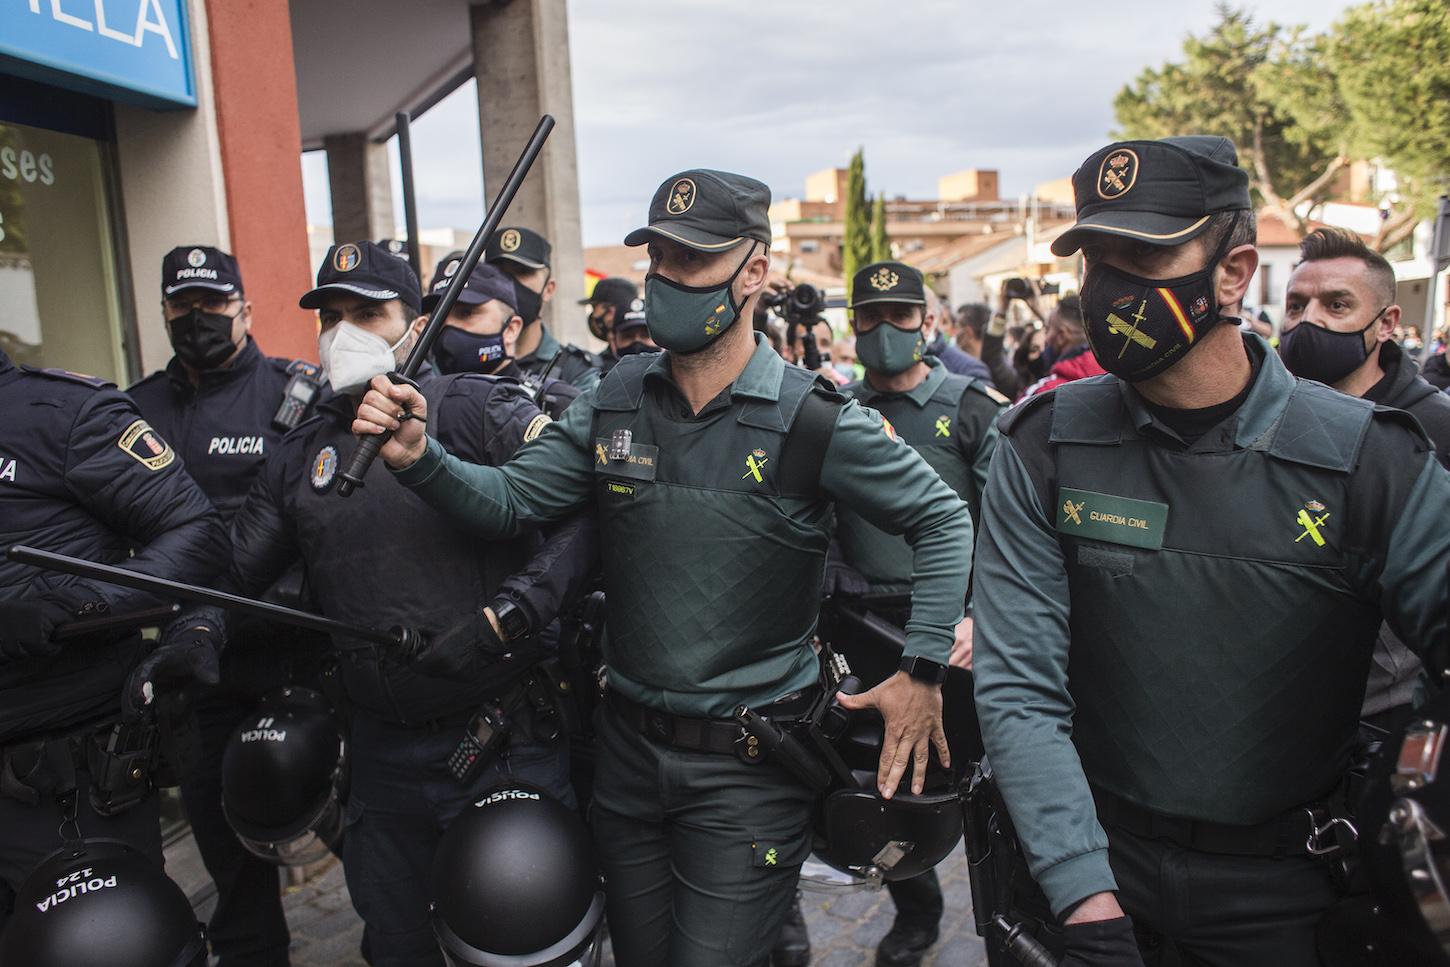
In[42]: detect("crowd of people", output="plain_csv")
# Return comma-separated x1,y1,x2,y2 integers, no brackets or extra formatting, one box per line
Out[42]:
2,132,1450,967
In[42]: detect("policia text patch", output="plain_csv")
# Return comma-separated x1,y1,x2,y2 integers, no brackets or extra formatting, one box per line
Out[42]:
1056,487,1168,550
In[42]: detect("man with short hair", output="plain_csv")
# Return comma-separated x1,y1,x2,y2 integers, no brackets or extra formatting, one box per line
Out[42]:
923,288,992,384
599,297,657,376
486,227,602,391
1280,226,1450,727
1022,295,1104,396
129,246,326,967
356,169,972,966
580,276,639,343
957,301,1020,399
974,136,1450,965
426,253,580,419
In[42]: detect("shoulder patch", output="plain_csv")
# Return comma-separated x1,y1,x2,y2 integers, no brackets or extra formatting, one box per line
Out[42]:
523,413,552,442
117,419,175,470
24,366,115,389
971,381,1011,406
285,359,322,379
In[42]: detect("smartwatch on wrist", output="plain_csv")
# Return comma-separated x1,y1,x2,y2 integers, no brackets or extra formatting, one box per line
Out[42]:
490,600,530,643
899,655,948,685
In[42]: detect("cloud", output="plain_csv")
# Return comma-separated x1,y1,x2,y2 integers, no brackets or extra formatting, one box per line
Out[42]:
303,0,1357,247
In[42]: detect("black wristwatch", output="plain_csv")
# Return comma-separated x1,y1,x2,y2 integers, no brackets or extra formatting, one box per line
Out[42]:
899,655,948,685
490,600,530,643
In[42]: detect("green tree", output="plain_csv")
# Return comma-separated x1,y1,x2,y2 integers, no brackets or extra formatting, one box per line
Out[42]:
870,192,891,262
1332,0,1450,244
1114,5,1351,229
842,148,872,301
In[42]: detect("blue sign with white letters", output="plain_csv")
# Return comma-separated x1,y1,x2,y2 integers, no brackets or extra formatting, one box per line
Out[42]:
1,0,196,109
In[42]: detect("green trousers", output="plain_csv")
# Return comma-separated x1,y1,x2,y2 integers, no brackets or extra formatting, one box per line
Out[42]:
591,704,815,967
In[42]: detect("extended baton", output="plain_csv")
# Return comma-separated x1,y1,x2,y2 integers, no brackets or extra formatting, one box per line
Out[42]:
395,111,423,281
6,545,411,649
335,114,556,497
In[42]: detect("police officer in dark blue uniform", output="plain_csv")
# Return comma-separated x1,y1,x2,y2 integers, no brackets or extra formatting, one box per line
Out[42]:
128,245,324,967
425,253,581,419
0,349,226,934
485,227,602,391
185,241,597,967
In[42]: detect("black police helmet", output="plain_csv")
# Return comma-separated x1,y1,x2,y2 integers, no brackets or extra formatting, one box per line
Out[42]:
1349,691,1450,965
813,712,964,884
222,686,347,867
0,839,206,967
430,784,605,967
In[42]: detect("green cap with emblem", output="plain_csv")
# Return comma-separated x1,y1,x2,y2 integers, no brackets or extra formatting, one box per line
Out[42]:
849,260,926,308
623,169,771,252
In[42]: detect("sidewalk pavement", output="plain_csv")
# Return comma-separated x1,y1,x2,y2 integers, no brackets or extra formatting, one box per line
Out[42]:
166,831,988,966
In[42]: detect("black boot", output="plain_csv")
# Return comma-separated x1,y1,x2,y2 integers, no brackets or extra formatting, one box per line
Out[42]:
771,893,811,967
875,920,939,967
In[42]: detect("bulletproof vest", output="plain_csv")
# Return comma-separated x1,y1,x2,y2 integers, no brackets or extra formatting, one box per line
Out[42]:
590,355,836,717
837,375,979,590
285,374,530,724
1048,378,1382,824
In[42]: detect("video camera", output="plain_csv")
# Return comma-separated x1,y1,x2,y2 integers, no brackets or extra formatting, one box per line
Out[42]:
762,282,828,370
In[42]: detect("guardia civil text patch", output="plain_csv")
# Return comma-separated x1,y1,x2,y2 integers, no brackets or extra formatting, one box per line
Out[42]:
1056,487,1167,550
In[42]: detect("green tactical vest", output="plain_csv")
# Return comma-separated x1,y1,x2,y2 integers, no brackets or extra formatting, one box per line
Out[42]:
1042,375,1382,824
837,369,991,590
590,354,839,716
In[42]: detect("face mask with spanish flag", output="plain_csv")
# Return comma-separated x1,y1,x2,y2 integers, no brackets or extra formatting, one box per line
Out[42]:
1079,227,1235,383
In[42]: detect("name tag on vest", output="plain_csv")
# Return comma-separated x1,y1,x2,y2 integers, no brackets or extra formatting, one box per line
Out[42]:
593,437,659,482
1056,487,1168,550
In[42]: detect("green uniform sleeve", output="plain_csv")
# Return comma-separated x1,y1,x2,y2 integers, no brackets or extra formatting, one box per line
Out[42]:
820,399,972,664
1376,453,1450,673
956,391,1002,525
390,386,598,537
570,366,603,393
972,436,1117,917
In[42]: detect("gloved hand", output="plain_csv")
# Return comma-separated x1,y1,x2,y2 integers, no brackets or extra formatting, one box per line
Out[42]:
0,586,96,662
1059,916,1146,967
404,609,507,680
123,621,224,719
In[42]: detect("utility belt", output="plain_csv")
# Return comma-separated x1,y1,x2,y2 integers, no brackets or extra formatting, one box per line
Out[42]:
606,686,821,764
1091,784,1357,860
0,716,158,817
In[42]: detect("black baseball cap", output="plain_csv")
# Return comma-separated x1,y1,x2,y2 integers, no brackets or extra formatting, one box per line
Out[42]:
299,241,422,312
615,296,649,333
850,260,926,309
624,169,771,252
579,276,639,307
1051,135,1252,257
162,246,243,297
422,258,519,314
377,238,410,261
486,227,551,271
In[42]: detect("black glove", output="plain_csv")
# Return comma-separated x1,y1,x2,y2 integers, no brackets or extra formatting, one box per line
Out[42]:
123,621,224,719
1059,916,1146,967
404,610,507,680
0,586,97,662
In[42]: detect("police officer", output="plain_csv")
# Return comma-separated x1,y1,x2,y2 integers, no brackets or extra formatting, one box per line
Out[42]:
580,276,638,340
425,253,581,419
836,259,1003,967
127,245,324,966
0,348,226,933
485,226,602,391
185,241,597,966
356,168,973,967
972,136,1450,966
599,296,657,376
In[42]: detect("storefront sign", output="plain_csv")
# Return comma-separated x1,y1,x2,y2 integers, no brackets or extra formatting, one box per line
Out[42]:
1,0,196,108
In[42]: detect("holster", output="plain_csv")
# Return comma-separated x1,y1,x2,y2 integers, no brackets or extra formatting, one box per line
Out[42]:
0,717,158,817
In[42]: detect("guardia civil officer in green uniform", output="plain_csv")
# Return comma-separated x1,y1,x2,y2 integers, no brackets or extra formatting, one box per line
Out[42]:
485,226,602,392
836,259,1004,967
353,169,973,967
973,135,1450,967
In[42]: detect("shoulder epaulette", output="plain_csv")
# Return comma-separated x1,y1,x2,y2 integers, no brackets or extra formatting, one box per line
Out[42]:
22,366,115,389
284,359,322,379
965,380,1011,406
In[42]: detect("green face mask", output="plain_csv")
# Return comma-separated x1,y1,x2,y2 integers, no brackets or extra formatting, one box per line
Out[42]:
643,242,756,354
855,321,925,375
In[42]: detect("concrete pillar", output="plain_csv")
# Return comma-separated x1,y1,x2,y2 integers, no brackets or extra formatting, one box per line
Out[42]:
324,132,395,246
471,0,587,345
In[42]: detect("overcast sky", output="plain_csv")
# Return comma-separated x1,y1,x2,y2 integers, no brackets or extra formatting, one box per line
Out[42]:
301,0,1359,248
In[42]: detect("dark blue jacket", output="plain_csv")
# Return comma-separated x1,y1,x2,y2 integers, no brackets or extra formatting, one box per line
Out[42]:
0,349,227,741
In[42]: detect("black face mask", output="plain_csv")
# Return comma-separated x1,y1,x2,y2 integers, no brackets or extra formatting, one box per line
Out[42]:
513,274,547,327
616,338,653,357
433,325,508,375
1278,308,1385,385
168,308,239,369
1079,224,1236,382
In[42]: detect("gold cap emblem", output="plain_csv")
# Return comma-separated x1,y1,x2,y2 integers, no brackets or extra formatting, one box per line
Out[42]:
333,243,361,272
1097,148,1139,200
499,229,522,253
869,268,899,292
666,178,697,215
